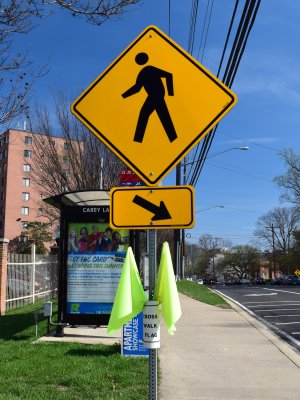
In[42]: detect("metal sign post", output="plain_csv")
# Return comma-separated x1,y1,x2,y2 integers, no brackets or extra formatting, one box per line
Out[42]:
148,229,157,400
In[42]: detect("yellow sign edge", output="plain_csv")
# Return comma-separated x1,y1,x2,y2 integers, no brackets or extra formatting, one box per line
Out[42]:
109,185,195,230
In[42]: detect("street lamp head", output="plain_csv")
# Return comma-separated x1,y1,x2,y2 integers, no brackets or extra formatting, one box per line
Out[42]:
237,146,249,151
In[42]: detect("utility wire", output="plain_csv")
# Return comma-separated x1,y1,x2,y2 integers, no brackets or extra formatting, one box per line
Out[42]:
188,0,261,187
186,0,240,183
187,0,199,55
198,0,215,63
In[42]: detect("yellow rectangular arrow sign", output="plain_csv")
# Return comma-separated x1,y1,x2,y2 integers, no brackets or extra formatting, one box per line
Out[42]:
110,186,195,230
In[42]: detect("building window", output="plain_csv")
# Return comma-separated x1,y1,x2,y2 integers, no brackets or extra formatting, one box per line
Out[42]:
3,136,8,143
3,149,7,158
24,136,32,145
21,207,29,215
39,194,43,199
23,178,30,187
22,192,30,201
1,192,5,201
21,221,28,229
51,141,55,146
1,177,5,187
24,150,32,158
23,164,31,172
38,207,43,216
19,235,29,243
3,163,6,171
64,142,70,150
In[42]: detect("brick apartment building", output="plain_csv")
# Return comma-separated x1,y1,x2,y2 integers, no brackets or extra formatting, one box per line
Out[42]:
0,129,64,245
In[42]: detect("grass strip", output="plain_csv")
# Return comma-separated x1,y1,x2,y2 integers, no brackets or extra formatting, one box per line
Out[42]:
177,280,230,308
0,299,148,400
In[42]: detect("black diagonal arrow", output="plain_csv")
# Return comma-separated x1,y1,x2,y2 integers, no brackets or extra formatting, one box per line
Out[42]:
133,195,172,221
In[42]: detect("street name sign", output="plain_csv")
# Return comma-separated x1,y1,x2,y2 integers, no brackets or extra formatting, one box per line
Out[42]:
71,25,237,186
110,186,195,229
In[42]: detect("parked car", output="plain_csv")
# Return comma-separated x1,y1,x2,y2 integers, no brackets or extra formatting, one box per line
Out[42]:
281,275,300,285
203,278,218,285
197,279,204,285
270,277,283,285
240,278,250,285
225,278,241,285
252,277,265,285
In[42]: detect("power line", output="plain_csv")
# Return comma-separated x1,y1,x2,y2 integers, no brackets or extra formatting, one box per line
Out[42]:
220,131,280,152
188,0,262,187
207,160,273,182
196,0,215,62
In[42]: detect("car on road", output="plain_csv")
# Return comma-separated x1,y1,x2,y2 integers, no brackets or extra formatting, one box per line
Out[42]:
281,275,300,285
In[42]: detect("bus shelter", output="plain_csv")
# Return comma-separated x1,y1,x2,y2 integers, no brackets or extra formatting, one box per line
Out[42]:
44,190,132,336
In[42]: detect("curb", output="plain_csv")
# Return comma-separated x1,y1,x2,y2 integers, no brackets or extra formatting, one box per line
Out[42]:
213,289,300,368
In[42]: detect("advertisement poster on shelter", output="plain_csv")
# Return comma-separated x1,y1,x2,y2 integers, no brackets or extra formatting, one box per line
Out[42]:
66,222,129,315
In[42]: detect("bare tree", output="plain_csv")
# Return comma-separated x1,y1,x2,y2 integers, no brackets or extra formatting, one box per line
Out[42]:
274,149,300,206
196,234,231,279
44,0,140,25
29,90,126,200
254,207,299,253
0,0,140,126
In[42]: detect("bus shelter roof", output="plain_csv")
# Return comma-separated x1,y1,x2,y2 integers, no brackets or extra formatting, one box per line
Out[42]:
43,190,110,210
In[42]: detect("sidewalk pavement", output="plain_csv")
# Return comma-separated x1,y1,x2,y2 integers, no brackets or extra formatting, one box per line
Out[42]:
37,294,300,399
159,294,300,400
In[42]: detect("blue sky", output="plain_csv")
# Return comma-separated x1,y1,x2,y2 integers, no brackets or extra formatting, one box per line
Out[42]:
12,1,300,248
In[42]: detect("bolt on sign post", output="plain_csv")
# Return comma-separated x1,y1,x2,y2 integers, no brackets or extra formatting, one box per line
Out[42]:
71,25,237,187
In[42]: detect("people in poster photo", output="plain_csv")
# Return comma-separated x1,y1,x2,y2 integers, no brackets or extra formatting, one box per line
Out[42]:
78,227,89,251
67,223,129,254
68,228,79,252
97,227,113,251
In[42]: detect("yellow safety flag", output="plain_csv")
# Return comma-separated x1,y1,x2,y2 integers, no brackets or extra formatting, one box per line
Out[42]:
107,247,147,335
154,242,182,335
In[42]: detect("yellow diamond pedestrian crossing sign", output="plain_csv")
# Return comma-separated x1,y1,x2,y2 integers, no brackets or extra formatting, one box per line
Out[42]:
71,25,237,186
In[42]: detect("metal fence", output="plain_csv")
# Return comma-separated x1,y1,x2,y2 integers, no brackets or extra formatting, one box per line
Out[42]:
6,248,58,311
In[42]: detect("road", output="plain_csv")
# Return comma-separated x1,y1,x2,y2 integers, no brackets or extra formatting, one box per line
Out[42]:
214,284,300,352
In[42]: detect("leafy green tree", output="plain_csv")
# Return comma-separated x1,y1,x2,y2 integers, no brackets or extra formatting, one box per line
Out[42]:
20,222,53,254
219,245,261,280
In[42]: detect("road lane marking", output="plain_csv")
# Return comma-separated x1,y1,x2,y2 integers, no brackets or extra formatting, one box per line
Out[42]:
264,314,300,318
255,308,300,312
264,288,300,295
244,300,300,304
244,293,277,297
292,332,300,335
275,322,300,325
247,303,300,308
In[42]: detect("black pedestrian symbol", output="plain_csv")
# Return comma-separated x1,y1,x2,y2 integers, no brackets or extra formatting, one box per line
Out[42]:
122,52,178,143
